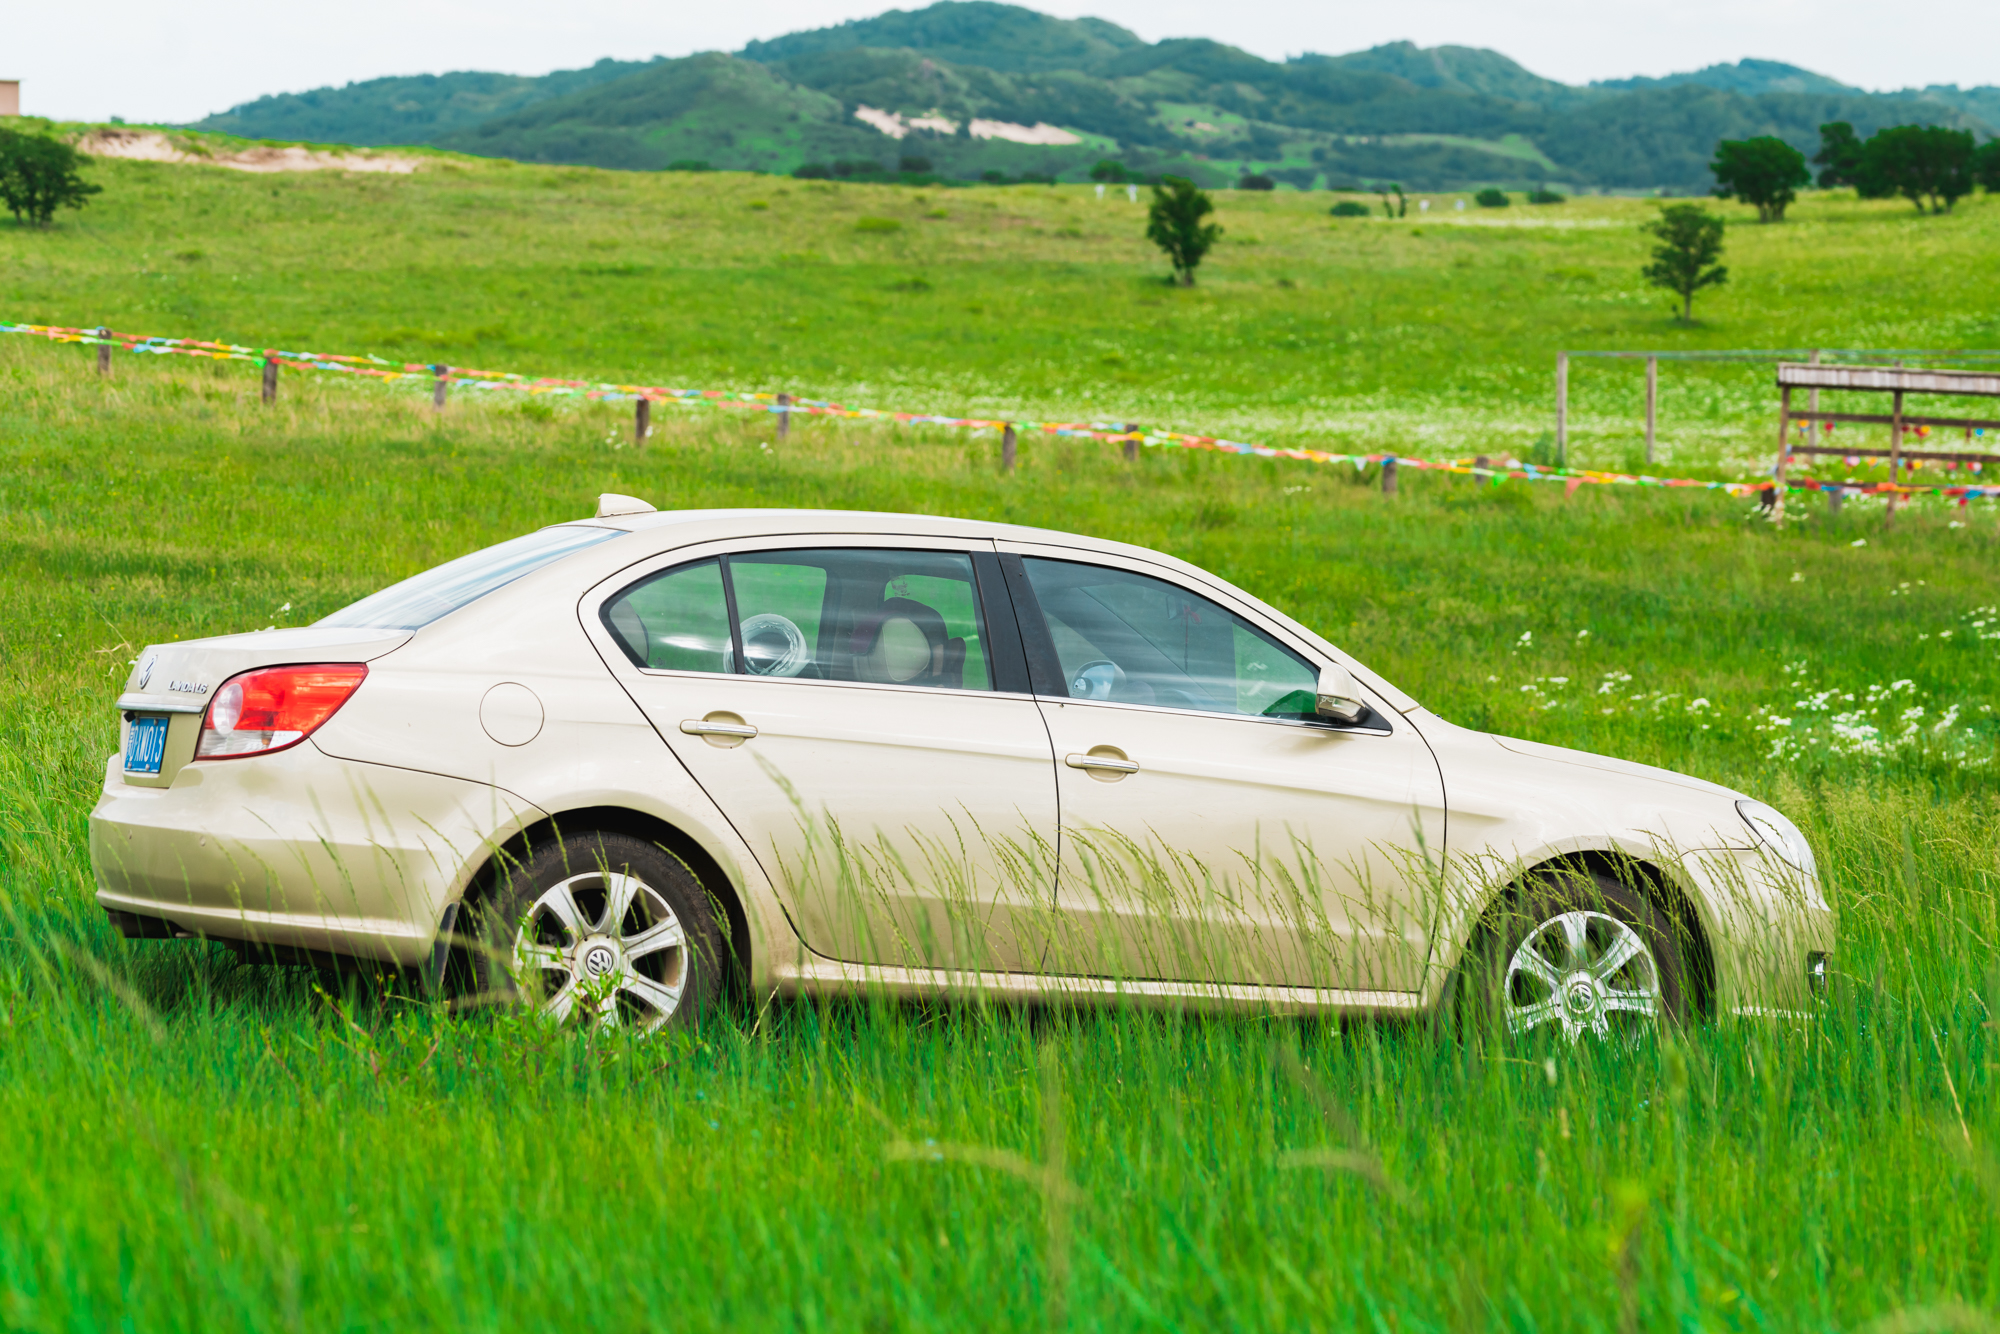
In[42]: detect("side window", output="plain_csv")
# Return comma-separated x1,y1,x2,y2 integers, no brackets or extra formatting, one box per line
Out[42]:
1020,558,1319,718
728,549,992,690
603,559,731,672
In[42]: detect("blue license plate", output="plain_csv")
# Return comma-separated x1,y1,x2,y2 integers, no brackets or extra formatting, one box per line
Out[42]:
125,715,169,775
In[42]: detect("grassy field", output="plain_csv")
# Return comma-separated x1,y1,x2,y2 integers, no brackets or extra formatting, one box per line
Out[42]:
9,151,2000,467
3,156,2000,1331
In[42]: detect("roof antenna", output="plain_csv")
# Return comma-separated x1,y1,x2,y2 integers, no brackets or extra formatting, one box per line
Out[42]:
595,493,657,518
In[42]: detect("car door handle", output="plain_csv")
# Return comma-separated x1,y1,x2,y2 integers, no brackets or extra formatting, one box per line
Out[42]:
1066,752,1139,774
681,719,758,739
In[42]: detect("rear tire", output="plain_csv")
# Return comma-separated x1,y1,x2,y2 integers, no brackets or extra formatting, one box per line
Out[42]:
1450,868,1686,1044
468,831,722,1033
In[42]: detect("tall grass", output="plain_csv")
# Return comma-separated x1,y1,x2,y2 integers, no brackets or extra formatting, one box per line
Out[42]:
3,334,1999,1328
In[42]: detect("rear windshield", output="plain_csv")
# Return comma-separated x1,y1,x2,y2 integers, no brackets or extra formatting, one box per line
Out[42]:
317,525,622,631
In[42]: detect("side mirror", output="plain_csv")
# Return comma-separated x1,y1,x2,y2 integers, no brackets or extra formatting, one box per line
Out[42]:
1315,665,1367,725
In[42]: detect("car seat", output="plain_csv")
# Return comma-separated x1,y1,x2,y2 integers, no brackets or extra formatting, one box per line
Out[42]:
848,597,965,688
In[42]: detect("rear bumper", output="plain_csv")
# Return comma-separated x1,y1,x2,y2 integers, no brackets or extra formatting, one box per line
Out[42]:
89,743,542,968
1680,846,1835,1014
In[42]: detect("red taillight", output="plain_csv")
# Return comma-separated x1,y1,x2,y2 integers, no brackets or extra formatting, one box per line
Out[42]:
196,663,368,760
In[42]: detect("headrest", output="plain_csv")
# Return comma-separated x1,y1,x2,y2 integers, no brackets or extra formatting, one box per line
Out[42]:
851,598,948,684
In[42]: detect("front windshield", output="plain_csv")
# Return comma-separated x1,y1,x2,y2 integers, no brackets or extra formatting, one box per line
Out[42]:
317,525,623,631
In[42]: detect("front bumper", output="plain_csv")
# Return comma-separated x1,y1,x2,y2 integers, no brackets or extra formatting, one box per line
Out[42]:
89,742,542,967
1679,845,1836,1014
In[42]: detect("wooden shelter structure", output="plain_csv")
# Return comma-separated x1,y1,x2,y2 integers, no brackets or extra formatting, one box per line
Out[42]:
1555,348,2000,468
1773,362,2000,512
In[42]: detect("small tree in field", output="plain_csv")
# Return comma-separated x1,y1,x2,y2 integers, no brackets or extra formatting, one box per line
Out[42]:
1814,122,1865,189
1641,203,1727,322
1862,124,1976,213
1710,136,1810,221
1146,176,1221,286
0,129,101,226
1979,139,2000,193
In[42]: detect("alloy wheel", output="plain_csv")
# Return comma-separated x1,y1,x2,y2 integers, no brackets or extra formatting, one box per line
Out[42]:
1503,909,1662,1042
510,869,689,1031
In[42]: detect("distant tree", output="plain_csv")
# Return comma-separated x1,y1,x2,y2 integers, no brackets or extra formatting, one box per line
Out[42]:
1376,182,1407,217
1474,187,1509,208
1978,139,2000,193
1089,159,1128,183
1329,200,1371,217
1862,125,1977,213
980,169,1007,184
1641,203,1727,322
1145,176,1221,286
1527,187,1566,204
1710,136,1809,221
1238,172,1275,191
666,159,711,172
898,154,932,174
1814,122,1865,189
0,129,102,227
792,161,832,179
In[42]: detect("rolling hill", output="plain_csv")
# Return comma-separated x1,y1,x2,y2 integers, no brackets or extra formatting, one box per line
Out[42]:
189,0,1997,191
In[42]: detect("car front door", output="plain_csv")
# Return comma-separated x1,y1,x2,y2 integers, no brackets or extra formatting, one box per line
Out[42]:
999,545,1446,994
591,540,1058,973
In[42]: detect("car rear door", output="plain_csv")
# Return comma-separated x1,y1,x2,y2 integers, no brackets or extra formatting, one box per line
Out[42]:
586,538,1059,973
997,543,1446,994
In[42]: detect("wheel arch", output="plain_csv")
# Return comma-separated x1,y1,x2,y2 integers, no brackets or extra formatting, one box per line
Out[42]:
1452,848,1719,1019
459,805,755,1003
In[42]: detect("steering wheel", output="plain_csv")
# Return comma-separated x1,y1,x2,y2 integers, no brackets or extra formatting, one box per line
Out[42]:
735,613,811,677
1069,659,1125,701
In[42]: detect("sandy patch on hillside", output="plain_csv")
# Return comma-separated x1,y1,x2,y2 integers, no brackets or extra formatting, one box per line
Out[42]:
852,105,1081,146
75,129,422,173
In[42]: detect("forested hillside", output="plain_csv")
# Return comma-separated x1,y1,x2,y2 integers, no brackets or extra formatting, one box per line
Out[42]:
189,0,1997,190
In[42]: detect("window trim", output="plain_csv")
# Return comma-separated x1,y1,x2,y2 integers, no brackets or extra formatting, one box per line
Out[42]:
997,554,1069,697
971,552,1033,695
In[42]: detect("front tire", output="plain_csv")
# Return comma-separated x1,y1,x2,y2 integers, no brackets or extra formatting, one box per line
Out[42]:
469,832,722,1033
1454,868,1686,1044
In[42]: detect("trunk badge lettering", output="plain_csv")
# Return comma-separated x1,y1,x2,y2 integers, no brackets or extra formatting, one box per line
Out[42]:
168,680,209,695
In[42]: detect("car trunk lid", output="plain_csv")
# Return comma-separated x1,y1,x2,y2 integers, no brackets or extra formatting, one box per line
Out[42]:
115,627,412,787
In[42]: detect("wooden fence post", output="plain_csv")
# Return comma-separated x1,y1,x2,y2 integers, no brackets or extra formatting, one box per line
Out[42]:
96,328,112,376
1122,422,1139,462
635,396,650,447
1474,453,1489,483
776,392,791,441
432,365,448,411
1886,387,1904,524
1771,384,1791,518
1827,485,1844,516
1001,423,1017,473
1644,355,1657,465
261,357,278,404
1554,351,1568,467
1381,456,1398,495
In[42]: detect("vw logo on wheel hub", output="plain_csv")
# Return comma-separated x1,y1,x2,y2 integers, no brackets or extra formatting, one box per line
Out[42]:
582,944,618,977
1564,977,1597,1017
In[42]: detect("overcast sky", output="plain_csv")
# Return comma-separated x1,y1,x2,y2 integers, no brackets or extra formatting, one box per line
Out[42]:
9,0,1997,124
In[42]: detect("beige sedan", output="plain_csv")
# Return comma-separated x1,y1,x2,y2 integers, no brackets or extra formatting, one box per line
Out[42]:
91,498,1831,1038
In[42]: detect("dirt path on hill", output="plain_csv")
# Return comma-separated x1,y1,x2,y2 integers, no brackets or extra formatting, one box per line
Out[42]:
75,129,423,173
